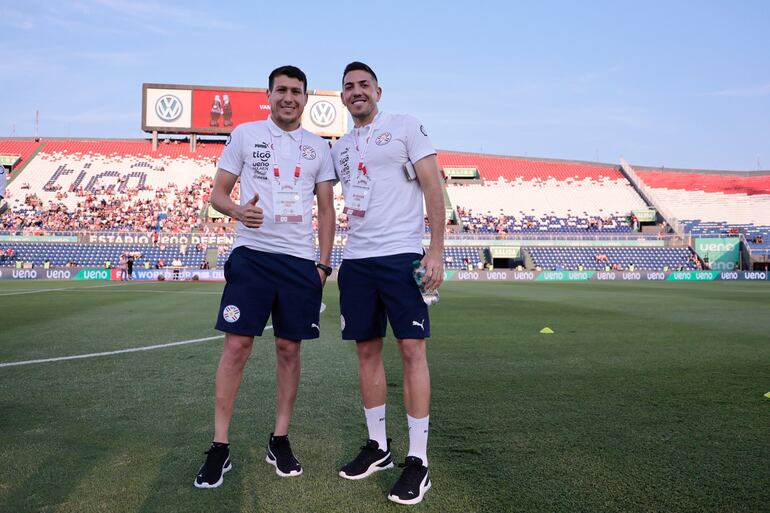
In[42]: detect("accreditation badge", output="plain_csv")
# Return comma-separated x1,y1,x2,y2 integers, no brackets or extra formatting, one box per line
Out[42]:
271,179,304,223
343,176,373,218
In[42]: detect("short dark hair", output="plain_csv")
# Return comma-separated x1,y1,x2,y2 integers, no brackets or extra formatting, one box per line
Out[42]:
342,61,378,85
268,65,307,93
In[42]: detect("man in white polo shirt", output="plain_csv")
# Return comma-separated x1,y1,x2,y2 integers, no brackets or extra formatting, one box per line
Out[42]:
333,61,445,505
194,65,336,489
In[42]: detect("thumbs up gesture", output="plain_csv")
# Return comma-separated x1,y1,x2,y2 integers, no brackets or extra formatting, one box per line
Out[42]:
237,192,264,228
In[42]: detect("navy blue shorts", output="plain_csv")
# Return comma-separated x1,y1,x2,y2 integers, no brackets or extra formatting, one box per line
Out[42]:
215,247,323,340
338,252,429,341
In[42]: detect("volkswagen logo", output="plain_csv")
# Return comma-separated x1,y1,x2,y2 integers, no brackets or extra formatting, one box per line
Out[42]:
155,94,183,122
309,100,336,128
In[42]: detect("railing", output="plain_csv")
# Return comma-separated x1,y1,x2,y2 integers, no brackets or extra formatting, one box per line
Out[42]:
620,158,684,236
436,232,674,242
0,230,694,247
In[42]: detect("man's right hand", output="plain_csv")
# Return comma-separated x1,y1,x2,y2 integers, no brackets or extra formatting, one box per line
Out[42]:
235,193,263,228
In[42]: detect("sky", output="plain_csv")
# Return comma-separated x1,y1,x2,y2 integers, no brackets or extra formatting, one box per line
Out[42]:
1,0,769,171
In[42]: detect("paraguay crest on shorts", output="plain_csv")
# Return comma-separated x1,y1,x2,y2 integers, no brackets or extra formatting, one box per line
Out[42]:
223,305,241,323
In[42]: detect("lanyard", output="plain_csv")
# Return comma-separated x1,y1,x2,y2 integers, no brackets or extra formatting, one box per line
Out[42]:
353,112,381,176
268,129,304,181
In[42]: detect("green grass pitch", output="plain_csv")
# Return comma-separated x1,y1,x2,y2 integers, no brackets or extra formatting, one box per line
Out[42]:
0,280,768,512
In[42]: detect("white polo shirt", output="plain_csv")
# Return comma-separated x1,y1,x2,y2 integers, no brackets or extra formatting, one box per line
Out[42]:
332,112,436,259
219,117,335,260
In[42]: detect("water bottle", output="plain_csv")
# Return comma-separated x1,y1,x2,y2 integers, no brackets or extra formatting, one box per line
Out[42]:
412,260,440,306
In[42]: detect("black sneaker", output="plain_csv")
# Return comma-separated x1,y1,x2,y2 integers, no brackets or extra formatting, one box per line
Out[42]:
339,438,394,480
194,443,232,489
388,456,431,505
265,433,303,477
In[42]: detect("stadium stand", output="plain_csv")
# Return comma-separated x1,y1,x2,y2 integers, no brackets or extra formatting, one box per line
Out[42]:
634,168,770,227
438,151,624,182
2,242,206,269
526,246,699,271
440,152,648,234
632,167,770,259
1,140,222,233
2,140,755,271
0,140,44,170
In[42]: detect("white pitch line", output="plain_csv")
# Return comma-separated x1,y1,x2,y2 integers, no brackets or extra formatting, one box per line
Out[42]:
66,288,222,295
0,283,124,297
0,286,73,297
0,326,272,369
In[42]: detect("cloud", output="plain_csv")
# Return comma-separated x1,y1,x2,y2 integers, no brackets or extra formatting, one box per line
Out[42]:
576,65,623,84
92,0,236,30
704,82,770,97
0,7,37,30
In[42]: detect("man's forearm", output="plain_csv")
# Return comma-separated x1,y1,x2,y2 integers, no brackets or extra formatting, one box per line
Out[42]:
211,190,239,220
317,204,334,265
425,185,445,253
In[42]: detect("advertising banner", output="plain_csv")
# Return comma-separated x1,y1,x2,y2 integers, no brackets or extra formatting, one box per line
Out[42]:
535,271,596,281
444,167,479,178
632,209,657,222
0,235,78,243
302,94,347,138
0,155,20,167
191,89,270,131
693,237,740,271
84,233,234,246
143,84,347,137
1,268,766,282
130,268,225,281
74,268,111,281
144,88,193,130
490,246,521,258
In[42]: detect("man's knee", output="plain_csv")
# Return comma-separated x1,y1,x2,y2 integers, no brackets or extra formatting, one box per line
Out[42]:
222,335,253,366
398,339,427,367
275,338,300,365
356,338,383,364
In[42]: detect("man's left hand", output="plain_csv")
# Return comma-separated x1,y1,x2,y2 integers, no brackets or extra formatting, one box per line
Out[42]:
317,268,328,287
420,249,444,291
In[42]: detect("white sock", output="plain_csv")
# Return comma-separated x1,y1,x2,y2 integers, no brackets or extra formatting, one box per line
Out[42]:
407,414,429,466
364,404,387,450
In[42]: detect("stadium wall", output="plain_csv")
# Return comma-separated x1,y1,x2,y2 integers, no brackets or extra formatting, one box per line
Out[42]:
1,267,767,282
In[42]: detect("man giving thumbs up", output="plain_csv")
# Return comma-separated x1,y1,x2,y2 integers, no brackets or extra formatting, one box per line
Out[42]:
194,65,335,489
